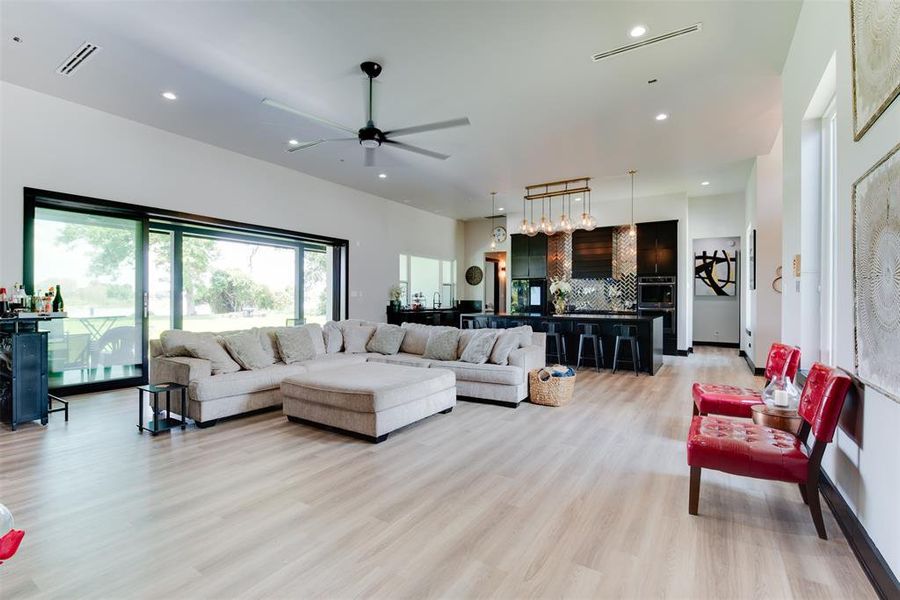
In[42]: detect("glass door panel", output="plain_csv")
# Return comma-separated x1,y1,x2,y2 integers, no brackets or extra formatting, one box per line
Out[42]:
181,235,297,331
33,207,143,388
304,245,329,324
148,231,173,340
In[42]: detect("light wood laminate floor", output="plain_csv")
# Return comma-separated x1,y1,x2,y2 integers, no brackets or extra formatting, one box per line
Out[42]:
0,348,874,599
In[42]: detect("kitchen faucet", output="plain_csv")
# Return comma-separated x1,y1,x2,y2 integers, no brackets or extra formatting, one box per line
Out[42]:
433,292,442,309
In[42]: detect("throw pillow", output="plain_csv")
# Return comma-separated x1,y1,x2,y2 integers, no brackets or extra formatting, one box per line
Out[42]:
275,328,317,364
256,327,280,363
366,324,406,355
459,331,498,364
343,324,376,353
302,323,327,355
323,321,343,353
222,331,273,370
160,329,201,357
423,328,462,361
505,325,534,347
489,331,521,366
183,334,242,374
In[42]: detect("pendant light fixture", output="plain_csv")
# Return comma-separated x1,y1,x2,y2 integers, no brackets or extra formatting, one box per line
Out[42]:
628,169,637,236
581,187,596,231
541,196,556,235
489,192,497,249
520,194,529,234
525,194,538,237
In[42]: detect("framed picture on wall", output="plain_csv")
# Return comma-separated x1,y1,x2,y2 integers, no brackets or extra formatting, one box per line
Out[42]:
693,237,739,296
850,0,900,140
853,142,900,403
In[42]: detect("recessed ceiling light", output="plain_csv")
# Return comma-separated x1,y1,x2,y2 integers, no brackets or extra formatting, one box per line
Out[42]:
288,139,300,146
655,113,668,121
498,207,505,212
701,181,710,186
161,91,177,100
630,25,647,38
378,173,387,179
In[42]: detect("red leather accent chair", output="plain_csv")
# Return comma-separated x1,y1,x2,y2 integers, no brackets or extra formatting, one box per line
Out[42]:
686,363,851,539
691,343,800,418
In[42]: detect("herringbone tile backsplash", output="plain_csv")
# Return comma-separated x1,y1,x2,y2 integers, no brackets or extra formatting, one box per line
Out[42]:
547,227,636,311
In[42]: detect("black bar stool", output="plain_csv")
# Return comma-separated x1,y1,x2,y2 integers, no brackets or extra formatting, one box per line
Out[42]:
541,321,567,365
462,319,474,329
613,324,641,376
576,323,604,371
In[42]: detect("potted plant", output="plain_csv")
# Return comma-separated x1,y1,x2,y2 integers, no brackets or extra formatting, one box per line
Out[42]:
388,284,403,311
549,278,571,315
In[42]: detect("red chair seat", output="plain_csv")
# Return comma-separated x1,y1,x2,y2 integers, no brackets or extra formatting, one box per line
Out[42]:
687,416,809,483
692,383,761,418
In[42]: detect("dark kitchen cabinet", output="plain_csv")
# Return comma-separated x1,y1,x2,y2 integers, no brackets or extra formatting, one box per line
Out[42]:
572,227,614,278
510,233,547,279
636,220,678,276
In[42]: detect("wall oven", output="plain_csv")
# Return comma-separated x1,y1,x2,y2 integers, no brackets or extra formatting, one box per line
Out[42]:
638,276,676,309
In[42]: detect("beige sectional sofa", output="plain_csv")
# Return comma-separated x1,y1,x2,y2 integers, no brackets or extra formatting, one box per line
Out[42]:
149,320,546,427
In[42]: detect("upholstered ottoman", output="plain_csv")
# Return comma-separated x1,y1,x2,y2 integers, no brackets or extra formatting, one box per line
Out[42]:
281,363,456,443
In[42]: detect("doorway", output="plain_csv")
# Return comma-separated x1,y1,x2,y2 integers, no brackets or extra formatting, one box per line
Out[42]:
484,251,507,314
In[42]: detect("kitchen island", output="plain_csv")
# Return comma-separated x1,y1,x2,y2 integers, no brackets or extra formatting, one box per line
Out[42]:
460,312,664,375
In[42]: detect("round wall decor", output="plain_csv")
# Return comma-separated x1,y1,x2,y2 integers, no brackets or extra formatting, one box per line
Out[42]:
465,266,484,286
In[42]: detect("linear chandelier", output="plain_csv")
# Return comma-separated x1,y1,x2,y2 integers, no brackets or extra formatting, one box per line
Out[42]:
521,177,594,235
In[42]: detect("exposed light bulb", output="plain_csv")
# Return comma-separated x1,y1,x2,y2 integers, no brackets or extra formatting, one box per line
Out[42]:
490,239,497,250
520,219,529,234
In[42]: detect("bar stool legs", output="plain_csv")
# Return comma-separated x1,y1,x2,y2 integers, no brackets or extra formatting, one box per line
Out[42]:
547,333,567,365
613,326,641,376
576,326,604,371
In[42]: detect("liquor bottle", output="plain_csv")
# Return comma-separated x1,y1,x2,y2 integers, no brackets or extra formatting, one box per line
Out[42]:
52,284,64,312
0,288,8,316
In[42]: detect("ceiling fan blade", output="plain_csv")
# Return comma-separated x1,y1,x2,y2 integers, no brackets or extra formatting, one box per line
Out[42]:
383,139,449,160
384,117,470,138
364,147,376,167
286,137,356,153
262,98,358,135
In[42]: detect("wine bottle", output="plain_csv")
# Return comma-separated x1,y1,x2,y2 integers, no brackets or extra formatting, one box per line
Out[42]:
52,284,64,312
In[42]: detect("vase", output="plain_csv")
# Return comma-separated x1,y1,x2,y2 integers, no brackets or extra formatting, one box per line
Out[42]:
554,299,566,315
762,375,800,409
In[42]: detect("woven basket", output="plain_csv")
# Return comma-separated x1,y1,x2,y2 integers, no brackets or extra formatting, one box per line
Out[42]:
529,366,576,407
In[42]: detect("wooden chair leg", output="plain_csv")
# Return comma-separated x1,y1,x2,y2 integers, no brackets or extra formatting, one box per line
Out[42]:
689,466,701,515
807,480,827,539
799,483,809,505
692,402,700,417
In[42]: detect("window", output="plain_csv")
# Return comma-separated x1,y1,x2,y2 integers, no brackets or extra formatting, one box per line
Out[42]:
25,189,348,393
398,255,456,308
820,98,837,365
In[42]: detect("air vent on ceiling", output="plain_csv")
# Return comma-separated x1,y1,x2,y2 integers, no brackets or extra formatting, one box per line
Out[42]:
592,23,701,62
56,42,101,76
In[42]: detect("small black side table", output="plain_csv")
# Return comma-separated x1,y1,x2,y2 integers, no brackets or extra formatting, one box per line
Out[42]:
137,383,187,435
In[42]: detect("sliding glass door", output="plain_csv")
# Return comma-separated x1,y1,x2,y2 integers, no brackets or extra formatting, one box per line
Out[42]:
32,207,145,388
25,188,349,394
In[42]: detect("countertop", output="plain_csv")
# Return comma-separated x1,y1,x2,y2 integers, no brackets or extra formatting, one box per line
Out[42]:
460,312,661,322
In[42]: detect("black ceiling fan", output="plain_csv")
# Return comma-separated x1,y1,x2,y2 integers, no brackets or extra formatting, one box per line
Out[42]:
262,61,470,166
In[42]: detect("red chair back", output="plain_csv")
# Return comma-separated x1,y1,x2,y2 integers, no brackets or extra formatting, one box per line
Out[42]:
798,363,852,443
764,343,801,382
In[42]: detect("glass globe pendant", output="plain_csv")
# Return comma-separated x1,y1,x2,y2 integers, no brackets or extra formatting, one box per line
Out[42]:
540,198,555,235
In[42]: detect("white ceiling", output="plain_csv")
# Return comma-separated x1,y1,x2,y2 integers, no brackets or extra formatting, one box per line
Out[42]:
0,1,800,220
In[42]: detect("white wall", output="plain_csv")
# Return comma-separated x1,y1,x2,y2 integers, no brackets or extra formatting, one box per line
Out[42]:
781,0,900,576
0,83,464,322
689,193,745,345
461,217,510,309
754,129,784,368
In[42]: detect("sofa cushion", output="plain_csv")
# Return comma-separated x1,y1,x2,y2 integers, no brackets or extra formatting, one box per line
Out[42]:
323,321,343,353
160,329,204,357
189,362,309,401
256,327,281,363
506,325,534,347
344,324,376,353
399,323,457,355
299,353,372,372
222,331,274,370
281,363,455,413
432,361,523,386
275,327,318,363
489,331,521,366
423,328,461,361
459,331,498,364
186,335,241,375
366,324,406,355
366,352,434,368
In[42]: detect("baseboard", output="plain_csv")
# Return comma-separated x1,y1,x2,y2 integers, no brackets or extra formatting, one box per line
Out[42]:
692,341,740,348
742,352,764,375
820,471,899,599
676,349,689,357
738,350,746,357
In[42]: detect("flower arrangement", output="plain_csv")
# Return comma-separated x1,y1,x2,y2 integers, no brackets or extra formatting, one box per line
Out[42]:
549,278,572,314
389,284,402,302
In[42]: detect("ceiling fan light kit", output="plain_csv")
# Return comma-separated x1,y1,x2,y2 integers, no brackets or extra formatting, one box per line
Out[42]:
264,61,470,166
